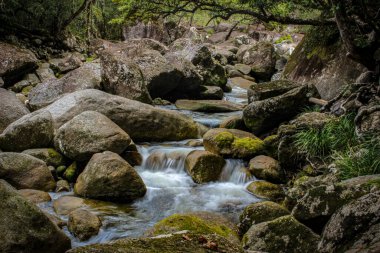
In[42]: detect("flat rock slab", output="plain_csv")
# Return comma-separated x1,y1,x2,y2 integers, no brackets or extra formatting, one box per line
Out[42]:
175,99,244,112
229,77,256,90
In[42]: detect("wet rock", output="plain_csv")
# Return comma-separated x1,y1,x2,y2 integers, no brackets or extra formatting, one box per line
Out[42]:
53,196,86,215
54,111,131,161
185,150,225,183
242,215,320,253
22,148,65,167
0,152,56,191
175,99,243,112
68,209,102,241
0,42,38,85
199,86,224,100
243,85,318,134
0,88,30,132
186,139,203,147
18,189,51,204
246,181,285,203
40,89,203,142
29,62,102,110
203,128,264,159
237,42,276,81
239,201,290,236
0,180,71,253
75,151,146,202
219,115,247,131
44,212,66,228
100,47,152,104
228,77,256,90
248,155,285,183
146,212,239,243
49,52,83,74
319,191,380,253
56,179,70,192
247,80,300,103
66,232,243,253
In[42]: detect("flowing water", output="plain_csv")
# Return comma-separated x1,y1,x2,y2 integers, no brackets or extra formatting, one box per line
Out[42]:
41,86,259,247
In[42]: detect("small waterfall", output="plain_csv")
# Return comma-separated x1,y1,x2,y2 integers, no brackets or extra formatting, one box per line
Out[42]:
220,159,253,184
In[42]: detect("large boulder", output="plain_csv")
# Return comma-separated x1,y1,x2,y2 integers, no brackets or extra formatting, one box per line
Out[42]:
29,62,102,110
242,215,320,253
0,88,30,132
54,111,131,161
100,48,152,104
39,89,202,142
203,128,264,159
0,42,38,85
0,110,54,152
319,191,380,253
74,151,146,202
243,84,318,134
237,42,276,81
0,180,71,253
0,152,56,191
248,155,285,183
199,85,224,100
175,99,243,112
239,201,290,236
247,181,285,203
18,189,51,204
247,80,301,103
185,150,225,183
68,209,102,241
49,52,83,74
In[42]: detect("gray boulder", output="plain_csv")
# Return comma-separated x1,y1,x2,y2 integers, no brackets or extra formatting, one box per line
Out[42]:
0,88,30,132
175,99,243,112
0,180,71,253
55,111,131,161
247,80,300,103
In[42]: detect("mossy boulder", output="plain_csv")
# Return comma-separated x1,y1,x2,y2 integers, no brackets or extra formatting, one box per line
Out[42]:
175,99,243,112
22,148,65,167
54,111,131,161
66,232,243,253
247,80,300,103
248,155,285,183
0,110,54,152
146,212,239,244
203,128,264,159
0,152,56,191
74,151,146,202
185,150,225,183
238,201,290,236
263,135,280,158
68,209,102,241
64,162,77,183
246,181,285,203
0,180,71,253
242,215,320,253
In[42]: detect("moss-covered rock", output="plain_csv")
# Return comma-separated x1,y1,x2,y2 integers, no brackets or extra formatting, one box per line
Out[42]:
68,209,102,241
263,134,279,158
247,80,300,103
175,99,243,112
64,162,77,183
242,215,320,253
246,181,285,203
22,148,65,167
145,212,239,244
238,201,290,236
248,155,285,183
185,150,225,183
203,128,264,159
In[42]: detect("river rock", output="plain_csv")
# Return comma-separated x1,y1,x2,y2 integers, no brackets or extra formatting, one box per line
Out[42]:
219,115,247,131
239,201,290,236
248,155,285,183
242,215,320,253
49,52,83,74
319,191,380,253
199,85,224,100
53,196,86,215
68,209,102,241
203,128,264,159
247,80,301,103
0,42,38,85
100,47,152,104
56,179,70,192
35,63,56,82
66,232,243,253
235,64,252,75
0,152,56,191
146,212,239,244
40,89,203,142
18,189,51,204
175,99,243,112
54,111,131,161
0,88,30,132
237,42,276,81
29,62,102,110
246,181,285,203
243,84,318,134
75,151,146,202
22,148,65,167
185,150,225,183
228,77,255,89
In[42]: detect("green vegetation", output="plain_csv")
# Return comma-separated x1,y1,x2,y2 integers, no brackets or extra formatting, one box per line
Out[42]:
295,114,380,179
274,34,293,44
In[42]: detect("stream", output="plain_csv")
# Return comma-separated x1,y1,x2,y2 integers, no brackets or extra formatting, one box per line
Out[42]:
41,86,259,248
